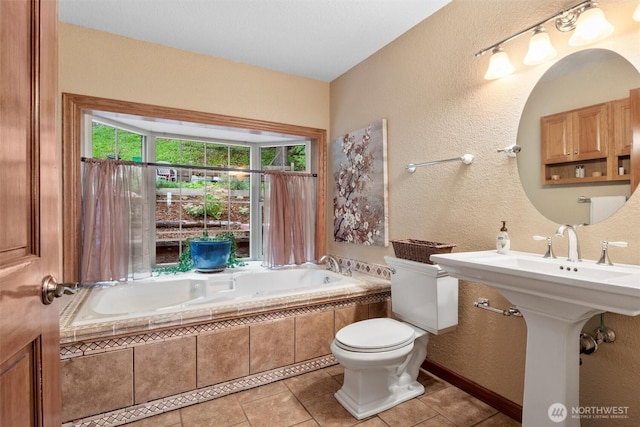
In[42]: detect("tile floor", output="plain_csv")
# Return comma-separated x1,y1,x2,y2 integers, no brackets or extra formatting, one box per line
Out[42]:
127,366,521,427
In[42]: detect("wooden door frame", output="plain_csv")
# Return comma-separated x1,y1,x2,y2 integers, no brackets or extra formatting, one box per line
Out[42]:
61,93,327,281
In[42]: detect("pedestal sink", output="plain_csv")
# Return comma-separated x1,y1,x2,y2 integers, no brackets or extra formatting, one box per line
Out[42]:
430,250,640,427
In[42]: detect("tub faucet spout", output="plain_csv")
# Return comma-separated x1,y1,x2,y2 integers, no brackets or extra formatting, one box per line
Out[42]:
555,224,582,262
319,254,342,274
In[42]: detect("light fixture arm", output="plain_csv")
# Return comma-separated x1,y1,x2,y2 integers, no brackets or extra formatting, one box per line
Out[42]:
475,0,592,57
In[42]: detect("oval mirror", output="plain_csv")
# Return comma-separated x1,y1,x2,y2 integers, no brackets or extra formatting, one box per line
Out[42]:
517,49,640,225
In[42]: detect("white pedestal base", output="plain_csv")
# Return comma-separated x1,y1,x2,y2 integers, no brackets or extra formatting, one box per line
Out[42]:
500,290,603,427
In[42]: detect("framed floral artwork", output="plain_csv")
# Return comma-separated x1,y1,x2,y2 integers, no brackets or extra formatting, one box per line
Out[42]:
332,119,388,246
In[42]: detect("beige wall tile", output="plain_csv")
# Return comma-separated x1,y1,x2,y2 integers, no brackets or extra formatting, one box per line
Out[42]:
134,337,196,403
335,304,369,332
295,310,334,362
369,299,392,318
250,318,294,373
61,349,133,422
197,327,249,388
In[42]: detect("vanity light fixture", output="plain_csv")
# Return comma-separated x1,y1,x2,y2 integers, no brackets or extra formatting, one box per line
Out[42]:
523,26,557,65
568,2,614,46
484,46,515,80
476,0,615,80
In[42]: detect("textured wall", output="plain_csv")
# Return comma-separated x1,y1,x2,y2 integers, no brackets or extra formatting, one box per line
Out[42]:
329,0,640,423
59,24,329,130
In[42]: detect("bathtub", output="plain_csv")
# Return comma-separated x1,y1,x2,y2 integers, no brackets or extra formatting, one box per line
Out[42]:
68,263,369,327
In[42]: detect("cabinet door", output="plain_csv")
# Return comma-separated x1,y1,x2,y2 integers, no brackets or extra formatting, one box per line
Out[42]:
541,112,572,164
612,98,631,156
573,103,608,160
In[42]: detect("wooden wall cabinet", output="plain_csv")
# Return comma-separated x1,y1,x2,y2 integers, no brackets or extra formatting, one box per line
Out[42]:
540,99,631,185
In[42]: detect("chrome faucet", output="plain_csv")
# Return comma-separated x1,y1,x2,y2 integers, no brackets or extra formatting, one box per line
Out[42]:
597,240,629,266
318,254,342,274
555,224,582,262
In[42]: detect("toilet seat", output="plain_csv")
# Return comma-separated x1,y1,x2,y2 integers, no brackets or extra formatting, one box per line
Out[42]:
335,318,415,353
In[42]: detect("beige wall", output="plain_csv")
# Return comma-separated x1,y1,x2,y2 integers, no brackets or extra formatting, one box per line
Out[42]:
59,23,329,130
329,0,640,423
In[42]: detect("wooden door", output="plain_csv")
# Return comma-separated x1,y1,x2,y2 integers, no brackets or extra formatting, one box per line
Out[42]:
0,1,61,426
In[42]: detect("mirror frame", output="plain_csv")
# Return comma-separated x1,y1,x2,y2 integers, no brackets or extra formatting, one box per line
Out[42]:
61,93,328,281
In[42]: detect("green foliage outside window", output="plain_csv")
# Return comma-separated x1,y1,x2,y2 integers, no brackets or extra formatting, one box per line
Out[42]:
183,194,224,220
92,123,143,160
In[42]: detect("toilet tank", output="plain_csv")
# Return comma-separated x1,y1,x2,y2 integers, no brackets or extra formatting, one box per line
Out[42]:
384,256,458,334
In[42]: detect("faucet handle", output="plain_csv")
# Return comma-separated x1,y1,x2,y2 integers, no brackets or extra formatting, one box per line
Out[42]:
597,241,629,266
608,241,629,248
533,235,556,259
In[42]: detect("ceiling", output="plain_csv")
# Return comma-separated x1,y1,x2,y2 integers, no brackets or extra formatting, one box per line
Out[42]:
58,0,452,82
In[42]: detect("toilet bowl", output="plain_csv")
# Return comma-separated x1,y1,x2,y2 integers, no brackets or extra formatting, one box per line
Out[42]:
331,256,459,420
331,318,429,420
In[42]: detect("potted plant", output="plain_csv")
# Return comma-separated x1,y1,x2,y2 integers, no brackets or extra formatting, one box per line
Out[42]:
189,231,231,273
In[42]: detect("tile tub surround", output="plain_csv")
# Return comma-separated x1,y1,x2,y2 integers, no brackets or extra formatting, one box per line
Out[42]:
60,259,391,426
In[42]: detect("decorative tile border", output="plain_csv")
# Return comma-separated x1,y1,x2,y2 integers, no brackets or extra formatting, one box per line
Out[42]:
336,256,392,280
62,354,338,427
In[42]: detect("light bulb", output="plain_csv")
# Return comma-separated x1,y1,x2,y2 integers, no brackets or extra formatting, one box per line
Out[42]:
569,5,614,46
524,27,558,65
634,2,640,22
484,47,515,80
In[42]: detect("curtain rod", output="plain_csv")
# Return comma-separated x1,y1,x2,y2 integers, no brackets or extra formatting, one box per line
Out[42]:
80,157,317,177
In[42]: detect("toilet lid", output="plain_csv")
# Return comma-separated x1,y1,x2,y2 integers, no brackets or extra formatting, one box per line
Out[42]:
335,318,415,353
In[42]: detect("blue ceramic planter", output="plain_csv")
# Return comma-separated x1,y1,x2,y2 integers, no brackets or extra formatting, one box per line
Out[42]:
190,239,231,273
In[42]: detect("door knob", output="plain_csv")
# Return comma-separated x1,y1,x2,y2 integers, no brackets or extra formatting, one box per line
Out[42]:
41,275,78,305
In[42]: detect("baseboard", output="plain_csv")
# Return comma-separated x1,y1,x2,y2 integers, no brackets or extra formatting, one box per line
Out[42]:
421,359,522,423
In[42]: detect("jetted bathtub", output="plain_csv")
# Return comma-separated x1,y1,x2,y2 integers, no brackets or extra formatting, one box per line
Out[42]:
69,263,367,326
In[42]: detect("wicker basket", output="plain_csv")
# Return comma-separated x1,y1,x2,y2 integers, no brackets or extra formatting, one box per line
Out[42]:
391,239,456,264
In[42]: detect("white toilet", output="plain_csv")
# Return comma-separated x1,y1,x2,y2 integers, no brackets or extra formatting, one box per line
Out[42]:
331,256,459,419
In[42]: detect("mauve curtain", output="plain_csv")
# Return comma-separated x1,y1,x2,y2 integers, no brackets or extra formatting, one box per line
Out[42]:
81,159,152,283
262,171,316,268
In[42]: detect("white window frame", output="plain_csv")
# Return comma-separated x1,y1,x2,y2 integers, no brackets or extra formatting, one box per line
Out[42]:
83,113,311,266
